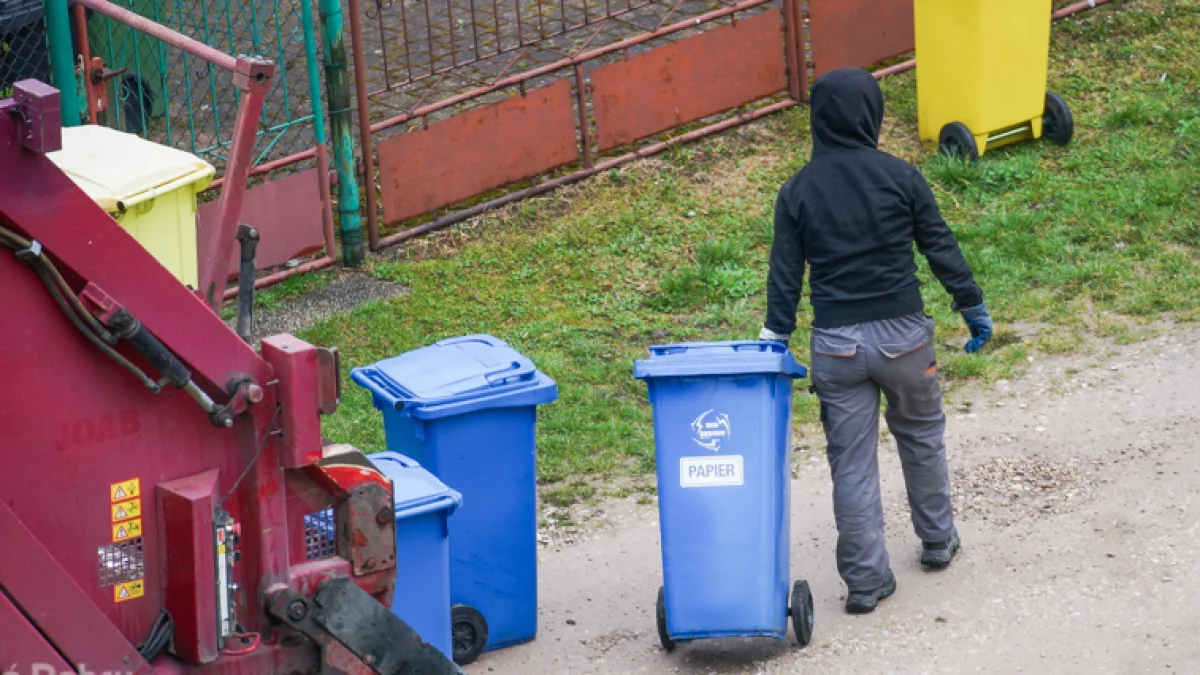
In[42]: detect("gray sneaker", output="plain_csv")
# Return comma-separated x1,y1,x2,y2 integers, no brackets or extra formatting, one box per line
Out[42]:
845,570,897,614
920,528,962,569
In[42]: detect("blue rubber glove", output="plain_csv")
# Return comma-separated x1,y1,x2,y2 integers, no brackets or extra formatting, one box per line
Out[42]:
960,303,994,353
758,326,791,345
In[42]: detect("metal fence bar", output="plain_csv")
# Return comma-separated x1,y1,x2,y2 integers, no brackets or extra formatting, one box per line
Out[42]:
349,0,382,251
320,0,365,266
43,0,81,126
152,0,172,141
201,3,226,154
300,0,339,267
76,0,239,70
73,3,98,124
1054,0,1114,19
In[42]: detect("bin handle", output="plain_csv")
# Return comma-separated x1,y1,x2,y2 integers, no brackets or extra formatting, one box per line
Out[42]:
732,341,784,353
484,361,533,387
648,341,786,356
350,368,408,409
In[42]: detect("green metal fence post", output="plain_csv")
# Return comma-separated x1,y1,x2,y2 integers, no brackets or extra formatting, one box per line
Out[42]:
317,0,363,267
43,0,81,127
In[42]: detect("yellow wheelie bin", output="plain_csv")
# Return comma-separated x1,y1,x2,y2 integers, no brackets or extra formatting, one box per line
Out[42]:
47,126,214,288
915,0,1074,159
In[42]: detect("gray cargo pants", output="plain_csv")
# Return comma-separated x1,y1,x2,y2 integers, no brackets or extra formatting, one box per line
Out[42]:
809,312,954,592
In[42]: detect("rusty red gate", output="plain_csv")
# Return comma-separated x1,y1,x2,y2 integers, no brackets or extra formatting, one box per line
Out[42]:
348,0,1114,250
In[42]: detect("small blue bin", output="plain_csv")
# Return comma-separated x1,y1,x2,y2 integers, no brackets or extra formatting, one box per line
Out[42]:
369,452,462,660
634,341,813,649
352,335,558,665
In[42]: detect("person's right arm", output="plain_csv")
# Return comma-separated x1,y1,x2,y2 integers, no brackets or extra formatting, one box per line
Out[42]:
911,170,983,309
911,170,992,353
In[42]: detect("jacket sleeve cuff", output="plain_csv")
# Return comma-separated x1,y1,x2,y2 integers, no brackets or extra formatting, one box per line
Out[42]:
952,291,984,312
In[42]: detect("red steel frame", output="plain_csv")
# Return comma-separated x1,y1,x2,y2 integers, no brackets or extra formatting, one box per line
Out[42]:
349,0,1116,252
351,0,807,250
70,0,339,303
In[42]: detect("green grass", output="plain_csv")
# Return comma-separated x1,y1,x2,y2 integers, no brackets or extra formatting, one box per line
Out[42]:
302,0,1200,496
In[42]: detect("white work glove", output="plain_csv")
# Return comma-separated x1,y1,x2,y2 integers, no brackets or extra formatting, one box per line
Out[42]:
758,326,791,345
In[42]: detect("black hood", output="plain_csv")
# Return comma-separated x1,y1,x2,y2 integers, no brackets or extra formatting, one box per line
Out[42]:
810,68,884,155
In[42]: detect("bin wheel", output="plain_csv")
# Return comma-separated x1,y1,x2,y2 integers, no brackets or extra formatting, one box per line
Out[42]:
451,604,488,666
791,580,815,648
939,122,979,161
656,586,676,652
1043,92,1074,146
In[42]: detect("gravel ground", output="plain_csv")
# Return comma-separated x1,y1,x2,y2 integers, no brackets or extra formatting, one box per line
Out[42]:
230,273,406,343
472,328,1200,674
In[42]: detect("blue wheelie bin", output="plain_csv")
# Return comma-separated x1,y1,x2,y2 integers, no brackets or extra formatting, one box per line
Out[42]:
369,452,462,660
352,335,558,665
634,341,813,650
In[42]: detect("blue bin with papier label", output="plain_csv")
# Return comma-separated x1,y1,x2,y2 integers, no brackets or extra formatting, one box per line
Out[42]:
634,341,813,650
369,451,462,660
351,335,557,665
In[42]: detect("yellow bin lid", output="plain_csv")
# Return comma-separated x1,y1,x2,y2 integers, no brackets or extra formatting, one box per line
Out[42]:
47,126,216,213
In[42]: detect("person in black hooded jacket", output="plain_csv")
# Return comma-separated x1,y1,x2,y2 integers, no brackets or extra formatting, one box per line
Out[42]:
758,68,994,614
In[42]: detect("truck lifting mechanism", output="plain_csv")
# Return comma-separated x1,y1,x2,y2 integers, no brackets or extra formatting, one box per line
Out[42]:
0,79,461,675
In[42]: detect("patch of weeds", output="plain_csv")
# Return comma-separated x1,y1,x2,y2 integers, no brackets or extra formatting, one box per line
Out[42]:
925,154,980,187
649,238,762,311
1104,95,1167,128
1035,331,1086,355
989,330,1025,350
542,482,598,508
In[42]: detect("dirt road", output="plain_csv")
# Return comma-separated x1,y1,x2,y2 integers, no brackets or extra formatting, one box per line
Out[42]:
471,329,1200,674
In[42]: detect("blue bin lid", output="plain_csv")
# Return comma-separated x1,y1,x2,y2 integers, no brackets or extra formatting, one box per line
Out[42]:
633,341,808,380
369,452,462,519
350,334,558,420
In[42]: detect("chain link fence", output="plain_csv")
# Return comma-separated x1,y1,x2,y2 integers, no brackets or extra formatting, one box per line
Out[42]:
80,0,324,173
1,0,51,100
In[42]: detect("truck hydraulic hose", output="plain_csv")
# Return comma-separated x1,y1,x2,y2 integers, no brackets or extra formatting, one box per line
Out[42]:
0,225,161,392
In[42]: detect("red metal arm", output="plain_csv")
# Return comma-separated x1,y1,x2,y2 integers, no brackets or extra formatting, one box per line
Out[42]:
198,58,276,310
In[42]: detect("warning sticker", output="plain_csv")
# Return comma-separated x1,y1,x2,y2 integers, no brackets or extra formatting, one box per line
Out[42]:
114,579,145,603
113,519,143,542
111,498,142,523
110,478,141,502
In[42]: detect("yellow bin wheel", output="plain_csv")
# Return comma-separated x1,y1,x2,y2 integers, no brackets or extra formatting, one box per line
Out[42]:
938,122,980,161
1042,92,1074,146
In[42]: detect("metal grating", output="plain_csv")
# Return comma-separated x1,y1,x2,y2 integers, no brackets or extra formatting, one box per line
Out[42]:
97,538,145,587
304,509,336,561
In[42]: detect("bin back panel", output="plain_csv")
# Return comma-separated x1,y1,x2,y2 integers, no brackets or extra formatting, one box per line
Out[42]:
385,407,540,651
650,375,793,639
